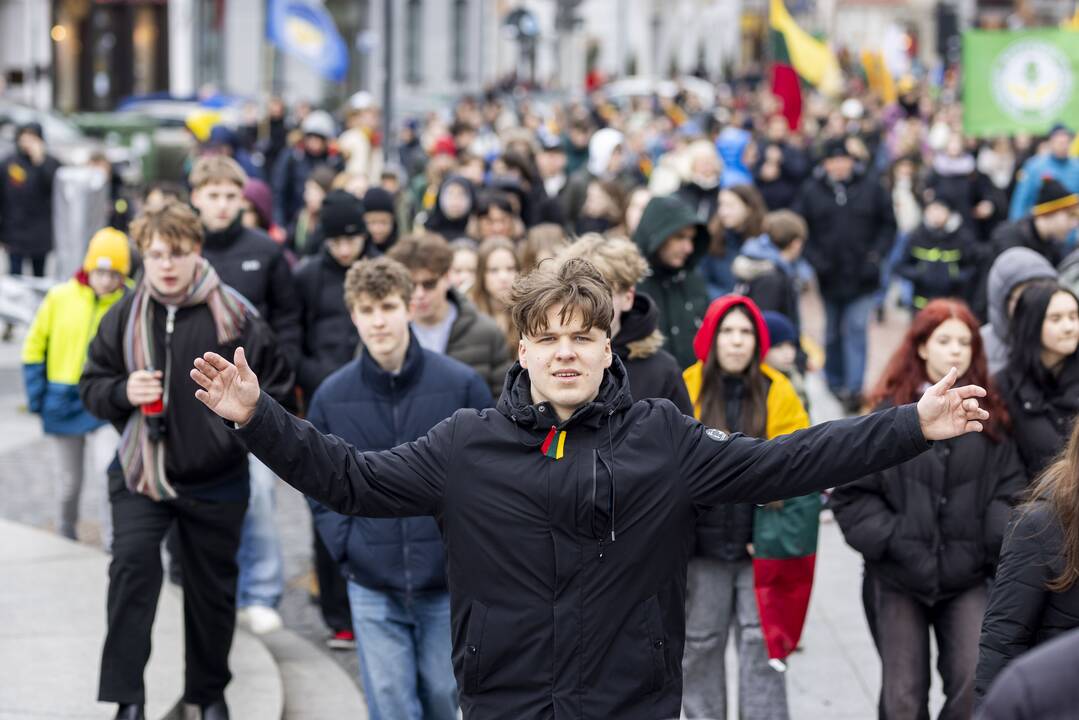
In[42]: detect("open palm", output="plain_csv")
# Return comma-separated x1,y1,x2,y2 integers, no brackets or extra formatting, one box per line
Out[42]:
916,367,990,441
191,347,261,425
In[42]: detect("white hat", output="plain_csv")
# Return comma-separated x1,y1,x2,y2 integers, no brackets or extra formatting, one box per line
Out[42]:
301,110,336,139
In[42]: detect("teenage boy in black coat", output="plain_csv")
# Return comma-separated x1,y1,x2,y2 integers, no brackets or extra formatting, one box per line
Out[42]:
192,259,990,720
81,203,291,720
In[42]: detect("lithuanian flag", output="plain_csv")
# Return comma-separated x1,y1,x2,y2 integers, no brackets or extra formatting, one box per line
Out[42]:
769,0,842,98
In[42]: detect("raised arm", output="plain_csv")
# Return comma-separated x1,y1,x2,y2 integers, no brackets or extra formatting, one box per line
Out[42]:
192,348,449,517
678,367,987,509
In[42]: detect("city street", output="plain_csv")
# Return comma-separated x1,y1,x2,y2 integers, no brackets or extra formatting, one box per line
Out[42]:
0,286,946,719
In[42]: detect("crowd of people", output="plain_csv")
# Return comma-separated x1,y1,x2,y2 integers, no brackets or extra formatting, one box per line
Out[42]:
4,67,1079,719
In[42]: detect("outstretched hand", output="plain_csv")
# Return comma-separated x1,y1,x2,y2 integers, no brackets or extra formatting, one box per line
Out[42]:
916,367,989,441
191,347,261,426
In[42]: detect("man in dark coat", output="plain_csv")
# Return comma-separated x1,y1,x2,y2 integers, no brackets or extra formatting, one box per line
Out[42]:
189,154,302,634
1,122,60,277
293,189,379,645
633,195,711,370
308,257,490,718
192,258,990,720
389,233,510,398
753,115,810,211
792,137,896,411
271,110,344,229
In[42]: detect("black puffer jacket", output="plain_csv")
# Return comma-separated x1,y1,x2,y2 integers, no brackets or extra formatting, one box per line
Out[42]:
977,501,1079,699
977,627,1079,719
612,292,693,416
792,166,896,301
997,358,1079,479
989,217,1066,268
201,216,302,370
293,243,379,398
236,355,930,719
445,289,512,399
831,427,1025,604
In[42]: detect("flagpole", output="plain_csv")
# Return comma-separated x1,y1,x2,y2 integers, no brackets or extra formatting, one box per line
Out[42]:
382,0,396,164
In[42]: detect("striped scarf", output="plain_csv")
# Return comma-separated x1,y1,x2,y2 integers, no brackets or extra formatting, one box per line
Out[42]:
118,259,248,500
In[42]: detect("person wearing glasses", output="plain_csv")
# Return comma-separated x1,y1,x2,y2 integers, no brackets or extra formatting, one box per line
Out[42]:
79,202,292,720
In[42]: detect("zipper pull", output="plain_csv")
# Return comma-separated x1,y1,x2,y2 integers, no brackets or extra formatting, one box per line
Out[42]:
165,305,176,335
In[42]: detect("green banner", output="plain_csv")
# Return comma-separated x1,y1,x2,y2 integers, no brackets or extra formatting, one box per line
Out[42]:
963,29,1079,137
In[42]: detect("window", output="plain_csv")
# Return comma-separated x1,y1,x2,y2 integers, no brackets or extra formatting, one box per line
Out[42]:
451,0,468,83
405,0,423,85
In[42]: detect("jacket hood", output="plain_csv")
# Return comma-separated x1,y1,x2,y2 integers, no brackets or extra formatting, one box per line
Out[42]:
716,128,753,187
693,295,771,364
243,179,274,230
987,246,1057,340
497,353,633,432
424,175,475,238
632,195,709,271
587,128,624,178
735,234,792,277
613,292,659,349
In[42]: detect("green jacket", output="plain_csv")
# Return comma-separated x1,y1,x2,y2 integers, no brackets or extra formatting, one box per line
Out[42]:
633,195,711,369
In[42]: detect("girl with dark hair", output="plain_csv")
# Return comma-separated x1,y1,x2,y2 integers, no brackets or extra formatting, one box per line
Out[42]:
681,295,815,720
997,282,1079,478
700,185,768,299
977,414,1079,700
831,298,1024,720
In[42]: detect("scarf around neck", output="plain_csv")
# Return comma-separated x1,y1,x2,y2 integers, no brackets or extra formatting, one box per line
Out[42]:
118,259,248,500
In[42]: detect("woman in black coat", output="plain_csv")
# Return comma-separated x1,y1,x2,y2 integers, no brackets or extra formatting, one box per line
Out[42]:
976,416,1079,701
831,299,1024,720
996,282,1079,479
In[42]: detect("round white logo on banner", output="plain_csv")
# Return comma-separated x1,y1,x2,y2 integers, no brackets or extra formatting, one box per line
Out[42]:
992,40,1073,123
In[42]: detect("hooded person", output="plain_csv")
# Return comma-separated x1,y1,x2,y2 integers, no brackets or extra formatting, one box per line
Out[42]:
681,295,820,716
633,195,711,369
361,186,399,251
425,175,477,239
979,246,1058,376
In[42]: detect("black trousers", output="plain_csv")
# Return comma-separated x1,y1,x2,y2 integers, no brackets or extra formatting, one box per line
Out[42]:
98,473,247,706
312,509,352,633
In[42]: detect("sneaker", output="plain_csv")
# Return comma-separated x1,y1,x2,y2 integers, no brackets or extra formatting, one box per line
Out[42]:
326,629,356,650
237,605,283,635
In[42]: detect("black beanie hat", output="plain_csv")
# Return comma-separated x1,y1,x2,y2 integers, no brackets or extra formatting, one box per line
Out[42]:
362,187,396,215
822,136,851,159
1033,177,1079,217
320,190,366,238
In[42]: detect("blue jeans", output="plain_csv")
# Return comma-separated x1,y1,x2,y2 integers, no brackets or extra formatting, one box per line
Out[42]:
236,455,284,608
347,582,458,720
823,293,874,397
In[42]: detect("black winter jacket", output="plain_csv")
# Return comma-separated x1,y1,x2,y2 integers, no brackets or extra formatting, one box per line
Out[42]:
896,220,981,310
80,287,292,490
977,627,1079,720
445,288,512,399
792,166,896,301
293,244,377,398
997,358,1079,479
831,428,1025,604
271,146,344,228
977,501,1079,699
201,216,302,370
0,150,60,256
308,335,491,593
612,292,693,416
235,355,931,719
754,142,810,211
989,217,1066,268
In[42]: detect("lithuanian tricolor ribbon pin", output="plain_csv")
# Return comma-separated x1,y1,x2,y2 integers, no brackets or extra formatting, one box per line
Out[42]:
541,426,566,460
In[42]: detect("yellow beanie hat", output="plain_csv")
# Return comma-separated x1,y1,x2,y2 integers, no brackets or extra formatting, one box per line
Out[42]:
83,227,131,276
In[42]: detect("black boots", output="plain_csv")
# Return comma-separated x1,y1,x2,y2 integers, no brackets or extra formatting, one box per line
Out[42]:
114,705,144,720
200,700,230,720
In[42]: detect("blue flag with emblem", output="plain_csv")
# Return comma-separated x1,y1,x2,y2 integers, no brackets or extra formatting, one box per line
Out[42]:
266,0,349,82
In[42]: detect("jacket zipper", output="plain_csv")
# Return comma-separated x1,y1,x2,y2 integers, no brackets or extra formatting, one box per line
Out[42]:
163,306,176,408
391,375,413,596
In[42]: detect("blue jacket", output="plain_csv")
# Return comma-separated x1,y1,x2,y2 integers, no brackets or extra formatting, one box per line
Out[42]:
307,334,492,593
1009,154,1079,220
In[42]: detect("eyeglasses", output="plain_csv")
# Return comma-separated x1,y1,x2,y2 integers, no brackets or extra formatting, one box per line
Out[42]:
143,249,194,263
